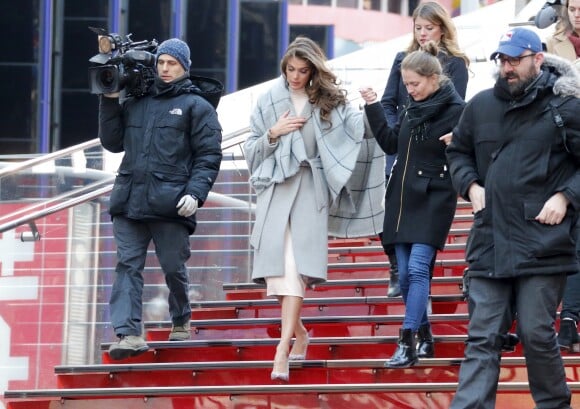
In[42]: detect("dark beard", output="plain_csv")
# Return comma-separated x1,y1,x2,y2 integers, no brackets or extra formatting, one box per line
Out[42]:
507,75,536,97
503,65,537,97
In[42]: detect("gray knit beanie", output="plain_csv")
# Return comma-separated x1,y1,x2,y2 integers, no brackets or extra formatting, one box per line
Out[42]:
156,38,191,72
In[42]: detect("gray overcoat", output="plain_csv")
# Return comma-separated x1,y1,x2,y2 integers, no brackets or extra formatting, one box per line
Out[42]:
245,77,385,285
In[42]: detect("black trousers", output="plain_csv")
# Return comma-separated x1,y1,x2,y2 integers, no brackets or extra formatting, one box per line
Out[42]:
451,274,571,409
109,215,192,337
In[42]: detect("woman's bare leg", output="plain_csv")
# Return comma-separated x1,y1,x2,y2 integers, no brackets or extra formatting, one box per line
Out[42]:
272,295,303,378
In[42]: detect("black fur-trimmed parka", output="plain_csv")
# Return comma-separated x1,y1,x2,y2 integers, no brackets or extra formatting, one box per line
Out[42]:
447,54,580,278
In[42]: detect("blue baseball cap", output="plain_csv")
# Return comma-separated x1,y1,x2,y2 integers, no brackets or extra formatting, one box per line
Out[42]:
490,28,543,60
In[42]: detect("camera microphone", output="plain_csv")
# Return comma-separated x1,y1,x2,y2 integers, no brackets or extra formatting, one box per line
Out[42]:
534,1,562,29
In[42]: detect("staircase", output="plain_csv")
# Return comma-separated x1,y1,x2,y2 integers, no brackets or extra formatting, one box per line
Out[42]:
5,194,580,409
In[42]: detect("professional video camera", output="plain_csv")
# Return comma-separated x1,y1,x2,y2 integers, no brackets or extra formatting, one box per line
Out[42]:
88,27,158,97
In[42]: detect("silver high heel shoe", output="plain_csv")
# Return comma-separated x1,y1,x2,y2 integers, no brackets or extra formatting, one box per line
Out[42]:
289,335,310,360
270,349,289,381
270,360,289,381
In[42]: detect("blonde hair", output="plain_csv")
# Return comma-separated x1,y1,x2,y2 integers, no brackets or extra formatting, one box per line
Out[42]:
402,41,448,85
281,36,347,124
406,1,469,67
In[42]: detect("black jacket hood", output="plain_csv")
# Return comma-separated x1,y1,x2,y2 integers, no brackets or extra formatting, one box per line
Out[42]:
151,74,224,109
188,75,224,109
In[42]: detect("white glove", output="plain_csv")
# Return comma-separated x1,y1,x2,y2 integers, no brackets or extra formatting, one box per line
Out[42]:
176,195,198,217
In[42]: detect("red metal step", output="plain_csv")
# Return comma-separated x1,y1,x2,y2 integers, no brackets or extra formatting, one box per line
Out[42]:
6,383,580,409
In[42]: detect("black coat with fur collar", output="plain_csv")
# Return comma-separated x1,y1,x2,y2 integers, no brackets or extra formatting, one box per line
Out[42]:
447,54,580,277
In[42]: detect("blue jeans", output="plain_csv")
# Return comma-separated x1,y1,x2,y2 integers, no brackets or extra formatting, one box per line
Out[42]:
395,243,436,331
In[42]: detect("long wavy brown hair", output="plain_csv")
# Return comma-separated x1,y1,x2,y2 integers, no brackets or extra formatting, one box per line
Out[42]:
406,1,470,67
281,36,347,124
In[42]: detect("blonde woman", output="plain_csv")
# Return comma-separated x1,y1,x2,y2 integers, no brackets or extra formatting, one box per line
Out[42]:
361,42,465,368
379,1,469,303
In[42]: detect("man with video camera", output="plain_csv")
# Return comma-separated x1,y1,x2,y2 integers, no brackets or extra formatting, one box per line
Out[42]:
98,38,223,360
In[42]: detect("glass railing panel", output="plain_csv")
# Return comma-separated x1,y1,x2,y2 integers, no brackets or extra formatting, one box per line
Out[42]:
0,142,114,234
1,154,255,398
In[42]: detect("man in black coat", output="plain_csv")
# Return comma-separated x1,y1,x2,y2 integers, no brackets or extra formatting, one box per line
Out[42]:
98,38,223,360
447,28,580,409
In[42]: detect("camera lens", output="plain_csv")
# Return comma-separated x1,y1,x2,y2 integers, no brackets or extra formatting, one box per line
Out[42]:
99,68,116,88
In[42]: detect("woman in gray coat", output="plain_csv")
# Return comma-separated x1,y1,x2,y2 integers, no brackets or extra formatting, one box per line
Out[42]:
244,36,384,381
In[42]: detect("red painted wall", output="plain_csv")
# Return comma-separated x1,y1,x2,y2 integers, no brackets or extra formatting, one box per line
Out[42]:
0,206,69,406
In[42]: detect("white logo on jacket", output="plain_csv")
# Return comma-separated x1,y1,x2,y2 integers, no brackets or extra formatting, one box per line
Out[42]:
169,108,183,115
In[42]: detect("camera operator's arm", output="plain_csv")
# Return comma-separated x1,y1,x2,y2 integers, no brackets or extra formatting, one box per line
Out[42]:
185,98,223,207
98,94,124,153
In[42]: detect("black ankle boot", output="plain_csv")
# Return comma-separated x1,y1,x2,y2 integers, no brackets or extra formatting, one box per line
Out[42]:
385,328,417,368
417,324,435,358
557,318,579,351
386,246,401,297
500,332,519,353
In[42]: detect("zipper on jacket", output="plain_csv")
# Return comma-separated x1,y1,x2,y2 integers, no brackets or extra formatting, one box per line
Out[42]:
396,134,413,232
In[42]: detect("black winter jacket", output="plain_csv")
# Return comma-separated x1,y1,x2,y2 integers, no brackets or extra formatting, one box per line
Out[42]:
447,55,580,277
99,75,223,234
366,80,465,250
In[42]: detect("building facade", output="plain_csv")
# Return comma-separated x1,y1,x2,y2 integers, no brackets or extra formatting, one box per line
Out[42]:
0,0,466,156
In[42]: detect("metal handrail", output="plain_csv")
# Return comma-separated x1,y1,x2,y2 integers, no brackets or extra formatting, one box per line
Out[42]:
0,185,113,234
0,126,252,179
0,176,114,225
6,381,580,399
0,127,253,234
0,139,100,178
0,185,254,234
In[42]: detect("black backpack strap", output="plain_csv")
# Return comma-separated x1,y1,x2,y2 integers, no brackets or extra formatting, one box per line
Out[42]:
548,96,572,154
492,95,572,161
